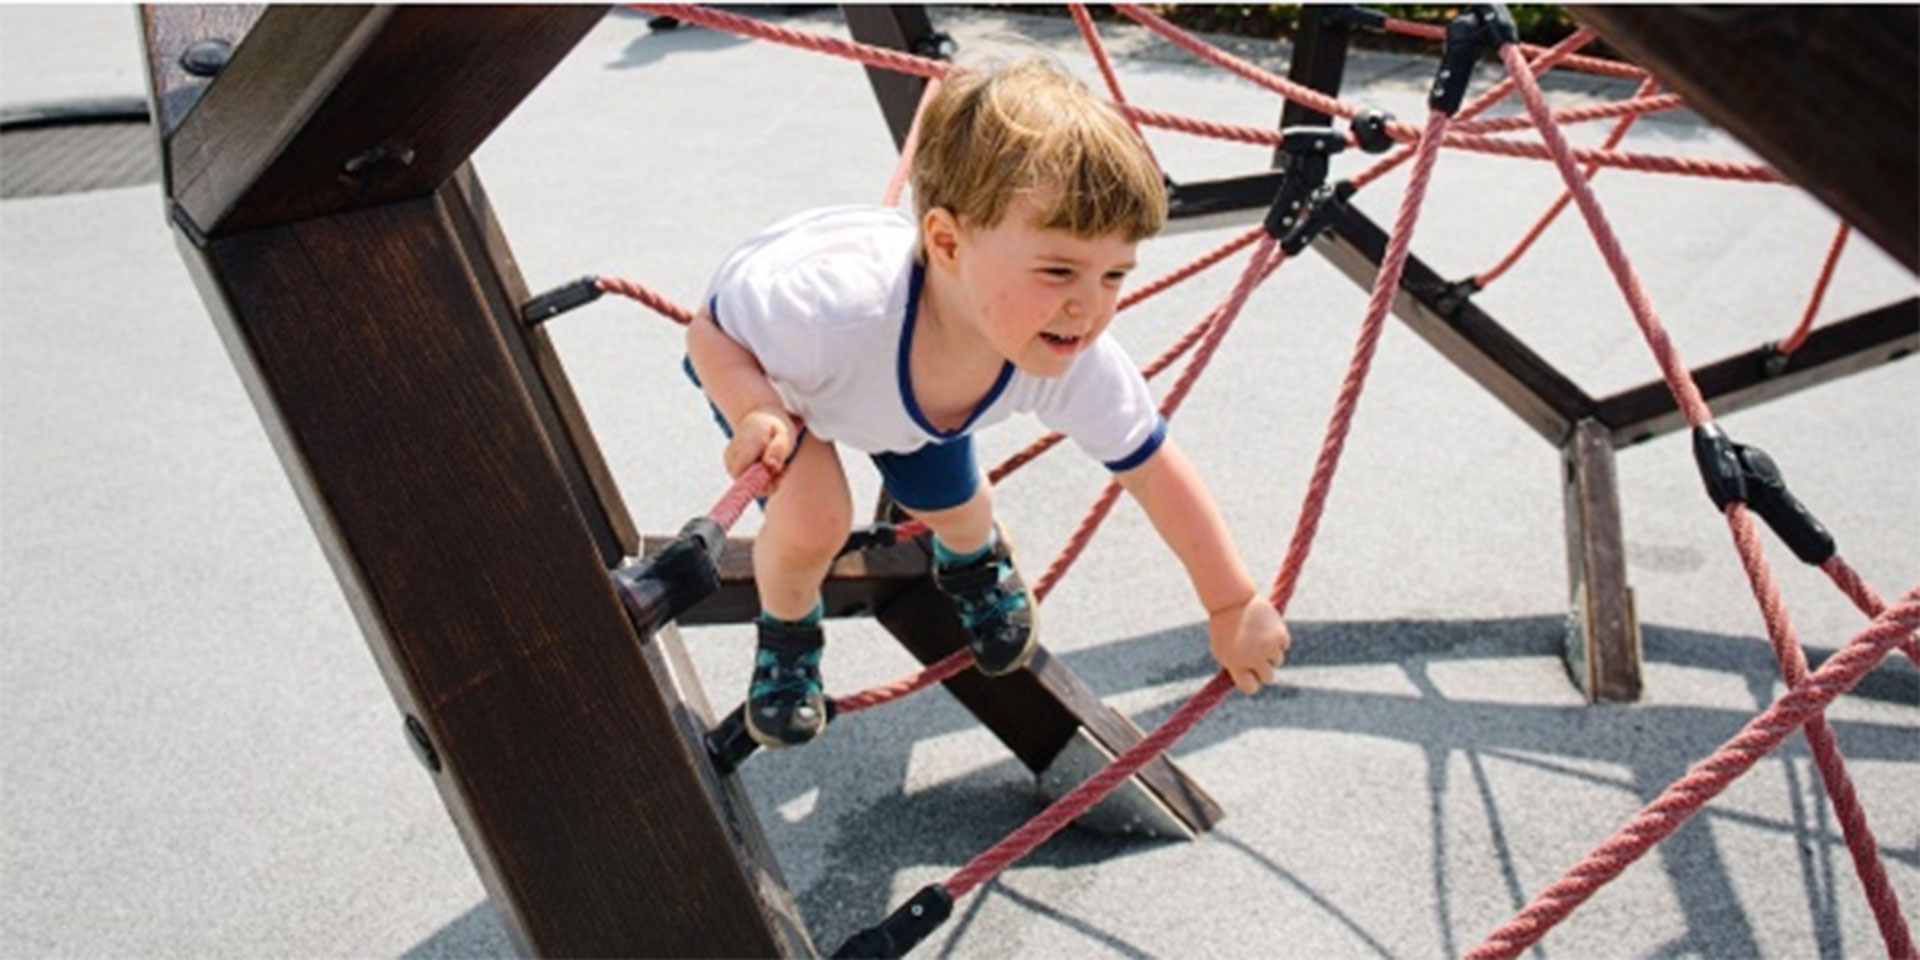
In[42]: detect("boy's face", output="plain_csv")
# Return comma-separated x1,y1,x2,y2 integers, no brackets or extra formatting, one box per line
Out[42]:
946,194,1138,377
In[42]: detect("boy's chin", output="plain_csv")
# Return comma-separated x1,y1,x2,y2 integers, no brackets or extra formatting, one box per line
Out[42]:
1011,354,1073,378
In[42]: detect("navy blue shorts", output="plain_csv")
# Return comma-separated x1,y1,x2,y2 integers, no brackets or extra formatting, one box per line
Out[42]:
683,356,980,513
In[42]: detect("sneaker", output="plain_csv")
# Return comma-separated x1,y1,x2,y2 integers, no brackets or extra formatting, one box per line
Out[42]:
744,619,827,748
932,527,1038,676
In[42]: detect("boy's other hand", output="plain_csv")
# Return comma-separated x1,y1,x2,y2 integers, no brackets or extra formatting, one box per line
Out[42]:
725,407,797,490
1208,596,1291,695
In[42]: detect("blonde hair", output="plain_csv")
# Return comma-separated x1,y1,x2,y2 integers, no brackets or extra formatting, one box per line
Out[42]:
911,56,1167,242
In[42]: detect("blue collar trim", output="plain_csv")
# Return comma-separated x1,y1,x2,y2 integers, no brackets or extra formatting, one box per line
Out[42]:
897,262,1014,440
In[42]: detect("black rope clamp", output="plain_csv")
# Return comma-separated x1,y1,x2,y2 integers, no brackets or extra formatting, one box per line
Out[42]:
832,884,954,958
1429,4,1517,115
912,31,957,60
522,275,603,325
1350,108,1396,154
705,699,840,776
838,522,902,558
1263,127,1348,241
1279,180,1356,255
612,516,724,639
1692,423,1836,565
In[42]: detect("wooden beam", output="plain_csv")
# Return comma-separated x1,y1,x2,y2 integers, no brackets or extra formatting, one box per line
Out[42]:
874,580,1226,834
841,5,939,150
447,165,641,564
1562,419,1642,702
642,532,928,625
171,183,814,956
170,186,812,957
1597,297,1919,447
140,5,267,140
165,5,606,237
1317,204,1597,443
1570,6,1919,274
649,530,1224,833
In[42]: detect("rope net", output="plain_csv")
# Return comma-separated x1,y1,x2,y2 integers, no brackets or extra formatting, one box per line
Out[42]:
591,5,1914,956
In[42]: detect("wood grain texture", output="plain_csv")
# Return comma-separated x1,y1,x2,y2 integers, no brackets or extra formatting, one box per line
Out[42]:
1571,5,1919,273
141,4,268,139
166,5,607,236
1562,419,1641,703
177,190,808,957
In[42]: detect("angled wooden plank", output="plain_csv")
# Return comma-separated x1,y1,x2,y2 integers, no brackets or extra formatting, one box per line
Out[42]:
170,184,812,957
1318,204,1596,443
842,5,940,150
643,532,927,625
167,5,607,237
447,164,640,564
1597,297,1919,447
1571,6,1919,274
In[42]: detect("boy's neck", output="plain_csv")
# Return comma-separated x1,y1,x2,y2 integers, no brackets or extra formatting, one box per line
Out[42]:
912,263,1007,421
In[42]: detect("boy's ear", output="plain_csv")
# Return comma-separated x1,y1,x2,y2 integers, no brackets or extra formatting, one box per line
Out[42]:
922,207,961,268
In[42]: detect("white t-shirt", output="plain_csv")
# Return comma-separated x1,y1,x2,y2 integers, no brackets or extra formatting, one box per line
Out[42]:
702,206,1166,470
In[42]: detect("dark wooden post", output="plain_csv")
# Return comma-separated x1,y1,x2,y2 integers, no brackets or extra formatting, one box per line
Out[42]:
145,6,814,955
841,5,941,149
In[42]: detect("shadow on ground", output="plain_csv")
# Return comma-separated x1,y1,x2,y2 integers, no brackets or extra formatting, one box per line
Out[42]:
401,615,1915,957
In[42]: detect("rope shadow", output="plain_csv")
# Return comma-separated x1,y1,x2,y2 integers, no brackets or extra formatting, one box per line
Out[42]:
755,614,1913,955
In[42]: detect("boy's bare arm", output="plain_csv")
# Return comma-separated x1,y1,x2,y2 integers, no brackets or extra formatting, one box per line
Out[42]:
686,309,798,475
1118,438,1291,693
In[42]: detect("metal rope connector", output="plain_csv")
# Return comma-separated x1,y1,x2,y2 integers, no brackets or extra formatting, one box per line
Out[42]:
522,274,603,325
1279,180,1356,255
1692,423,1836,564
612,516,724,640
1350,107,1396,154
1429,5,1517,115
1263,127,1348,242
832,884,954,958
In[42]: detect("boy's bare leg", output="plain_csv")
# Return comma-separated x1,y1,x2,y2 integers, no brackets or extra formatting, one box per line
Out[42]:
900,479,994,554
753,432,853,620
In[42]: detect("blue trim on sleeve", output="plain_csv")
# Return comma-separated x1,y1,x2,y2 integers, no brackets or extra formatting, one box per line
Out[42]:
707,295,727,337
897,262,1015,440
1104,416,1168,472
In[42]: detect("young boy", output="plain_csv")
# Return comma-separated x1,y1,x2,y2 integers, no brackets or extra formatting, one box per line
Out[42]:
686,57,1291,748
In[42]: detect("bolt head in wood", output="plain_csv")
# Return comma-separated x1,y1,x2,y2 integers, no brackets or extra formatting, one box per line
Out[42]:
180,39,232,78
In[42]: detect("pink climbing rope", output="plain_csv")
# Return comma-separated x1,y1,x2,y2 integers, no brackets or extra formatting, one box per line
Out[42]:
597,275,694,325
1821,554,1920,667
947,106,1453,903
707,461,774,532
881,77,942,209
1777,223,1851,356
1476,77,1661,289
1449,90,1682,136
1379,16,1649,81
633,3,949,80
1487,40,1913,957
1466,590,1920,960
1069,4,1159,168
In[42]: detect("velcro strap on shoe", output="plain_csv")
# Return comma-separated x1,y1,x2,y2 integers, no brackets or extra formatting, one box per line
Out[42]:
758,620,825,655
935,559,1000,597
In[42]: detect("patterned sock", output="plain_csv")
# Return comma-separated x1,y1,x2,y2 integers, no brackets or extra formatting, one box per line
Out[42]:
932,529,997,569
757,599,824,628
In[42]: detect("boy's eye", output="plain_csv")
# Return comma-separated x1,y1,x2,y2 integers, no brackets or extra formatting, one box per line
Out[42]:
1103,271,1129,285
1039,267,1074,279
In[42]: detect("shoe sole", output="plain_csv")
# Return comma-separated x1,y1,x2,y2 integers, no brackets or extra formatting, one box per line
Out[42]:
743,704,825,749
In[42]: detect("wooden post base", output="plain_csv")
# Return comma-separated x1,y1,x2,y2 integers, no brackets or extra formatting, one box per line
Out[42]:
1563,419,1643,702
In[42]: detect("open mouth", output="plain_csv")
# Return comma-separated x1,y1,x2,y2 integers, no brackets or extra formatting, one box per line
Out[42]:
1039,332,1082,348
